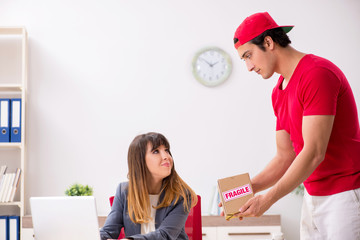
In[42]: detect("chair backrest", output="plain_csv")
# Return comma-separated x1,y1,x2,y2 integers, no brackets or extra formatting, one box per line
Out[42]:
185,195,202,240
109,195,202,240
108,196,125,239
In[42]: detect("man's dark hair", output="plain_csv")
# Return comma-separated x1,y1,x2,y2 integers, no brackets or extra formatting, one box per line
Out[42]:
250,27,291,51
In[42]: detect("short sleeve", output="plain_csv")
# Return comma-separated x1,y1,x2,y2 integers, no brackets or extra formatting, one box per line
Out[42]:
299,67,341,116
276,117,283,131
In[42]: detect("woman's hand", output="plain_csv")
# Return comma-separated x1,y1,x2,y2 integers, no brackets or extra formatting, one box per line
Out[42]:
218,202,224,216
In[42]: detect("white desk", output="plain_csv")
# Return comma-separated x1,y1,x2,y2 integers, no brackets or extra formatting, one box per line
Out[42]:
22,215,281,240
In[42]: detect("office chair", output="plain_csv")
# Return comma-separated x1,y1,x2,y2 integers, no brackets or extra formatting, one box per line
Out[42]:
185,195,202,240
108,196,125,239
109,195,202,240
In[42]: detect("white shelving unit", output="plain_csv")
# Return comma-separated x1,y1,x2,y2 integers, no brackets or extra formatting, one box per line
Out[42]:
0,27,28,239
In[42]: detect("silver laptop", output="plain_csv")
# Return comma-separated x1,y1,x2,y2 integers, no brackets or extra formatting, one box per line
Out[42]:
30,196,101,240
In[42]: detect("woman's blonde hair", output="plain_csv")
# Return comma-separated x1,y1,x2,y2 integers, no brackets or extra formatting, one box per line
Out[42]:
127,132,198,224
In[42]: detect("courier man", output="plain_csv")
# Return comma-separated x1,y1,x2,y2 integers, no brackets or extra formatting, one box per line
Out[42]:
229,12,360,239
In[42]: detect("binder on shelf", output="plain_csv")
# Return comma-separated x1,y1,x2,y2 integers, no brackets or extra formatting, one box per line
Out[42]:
0,165,7,183
0,174,11,202
9,168,21,202
0,166,7,203
0,216,9,240
0,173,15,202
9,216,20,240
0,99,10,142
10,99,21,143
4,173,15,202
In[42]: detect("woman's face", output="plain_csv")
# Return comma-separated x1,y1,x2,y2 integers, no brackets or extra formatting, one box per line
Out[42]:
145,142,173,182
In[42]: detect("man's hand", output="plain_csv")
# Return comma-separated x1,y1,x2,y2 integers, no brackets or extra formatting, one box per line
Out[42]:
235,194,273,218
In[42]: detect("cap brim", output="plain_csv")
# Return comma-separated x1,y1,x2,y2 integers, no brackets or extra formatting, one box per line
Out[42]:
281,26,294,33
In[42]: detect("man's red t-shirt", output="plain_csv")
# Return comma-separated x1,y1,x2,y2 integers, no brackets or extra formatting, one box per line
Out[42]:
272,54,360,196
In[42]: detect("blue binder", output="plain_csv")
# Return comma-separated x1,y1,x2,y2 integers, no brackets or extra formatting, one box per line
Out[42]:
10,99,21,143
0,215,9,240
0,99,10,142
9,216,20,240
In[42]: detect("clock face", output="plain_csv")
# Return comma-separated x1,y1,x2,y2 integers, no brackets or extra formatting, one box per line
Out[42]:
192,47,232,87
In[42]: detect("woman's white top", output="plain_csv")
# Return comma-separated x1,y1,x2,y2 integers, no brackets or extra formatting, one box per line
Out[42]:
141,194,160,234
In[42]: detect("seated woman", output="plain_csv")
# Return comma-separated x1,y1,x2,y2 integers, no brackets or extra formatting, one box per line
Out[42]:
100,132,198,240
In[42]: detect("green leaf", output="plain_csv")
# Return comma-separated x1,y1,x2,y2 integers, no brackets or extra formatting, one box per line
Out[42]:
64,183,93,196
293,183,304,196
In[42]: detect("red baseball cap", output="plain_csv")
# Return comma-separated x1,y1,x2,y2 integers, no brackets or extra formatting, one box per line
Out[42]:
234,12,294,49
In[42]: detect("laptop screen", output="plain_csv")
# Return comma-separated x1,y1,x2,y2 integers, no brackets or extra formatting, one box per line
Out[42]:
30,196,101,240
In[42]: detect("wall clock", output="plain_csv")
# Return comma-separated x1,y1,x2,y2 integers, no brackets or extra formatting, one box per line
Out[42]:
192,47,232,87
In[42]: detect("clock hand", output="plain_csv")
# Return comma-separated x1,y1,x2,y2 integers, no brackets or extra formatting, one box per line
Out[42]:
209,61,219,67
199,57,212,66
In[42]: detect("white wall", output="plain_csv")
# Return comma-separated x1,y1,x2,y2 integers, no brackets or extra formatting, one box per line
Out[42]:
1,0,360,239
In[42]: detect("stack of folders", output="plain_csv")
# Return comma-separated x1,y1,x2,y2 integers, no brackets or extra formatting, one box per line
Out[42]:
0,166,21,203
0,98,22,143
0,216,20,240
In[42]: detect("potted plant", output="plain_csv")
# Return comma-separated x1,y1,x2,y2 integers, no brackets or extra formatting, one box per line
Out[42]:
293,183,304,196
65,183,93,196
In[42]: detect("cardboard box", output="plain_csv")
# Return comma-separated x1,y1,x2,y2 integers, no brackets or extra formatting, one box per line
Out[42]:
217,173,254,220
